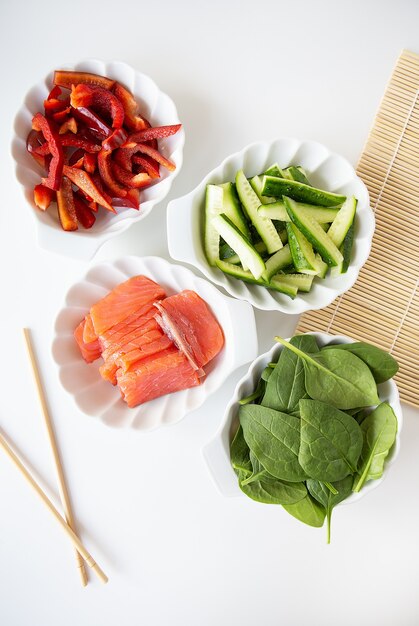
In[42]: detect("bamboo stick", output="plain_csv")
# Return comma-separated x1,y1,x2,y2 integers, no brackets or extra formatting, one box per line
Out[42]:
22,328,88,587
0,431,108,584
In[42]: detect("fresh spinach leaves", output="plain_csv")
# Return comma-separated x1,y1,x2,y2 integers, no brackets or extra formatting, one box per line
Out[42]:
322,342,399,383
307,475,353,543
282,493,326,528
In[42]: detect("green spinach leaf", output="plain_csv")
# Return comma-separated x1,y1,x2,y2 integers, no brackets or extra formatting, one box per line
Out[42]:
240,473,307,505
262,334,319,413
353,402,398,492
239,378,266,405
307,475,353,543
239,404,306,482
299,399,363,481
275,336,379,409
283,493,326,528
322,342,399,383
230,424,252,476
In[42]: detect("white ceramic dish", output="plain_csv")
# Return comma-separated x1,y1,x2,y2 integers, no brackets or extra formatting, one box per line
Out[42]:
52,255,258,431
167,139,374,312
202,332,402,506
12,59,184,260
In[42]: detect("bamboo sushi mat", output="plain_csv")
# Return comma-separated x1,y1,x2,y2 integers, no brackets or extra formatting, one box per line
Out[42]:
296,49,419,408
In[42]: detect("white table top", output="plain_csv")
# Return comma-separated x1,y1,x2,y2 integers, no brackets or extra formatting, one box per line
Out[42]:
1,1,419,624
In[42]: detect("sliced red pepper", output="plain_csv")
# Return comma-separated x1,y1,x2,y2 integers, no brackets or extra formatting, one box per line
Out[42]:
68,148,85,166
71,106,111,137
125,124,182,144
97,149,127,197
83,152,97,174
124,141,176,171
54,70,115,91
74,194,96,228
113,82,148,131
56,176,78,231
33,184,55,211
63,164,116,212
102,127,127,151
132,154,160,179
59,117,77,134
112,162,151,189
91,172,113,205
32,112,64,190
112,187,140,210
88,200,98,212
52,106,71,123
71,84,124,128
44,98,70,115
47,85,62,100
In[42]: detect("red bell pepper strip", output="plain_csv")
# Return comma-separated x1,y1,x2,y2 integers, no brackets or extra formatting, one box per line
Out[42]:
63,165,116,212
47,85,62,100
91,172,113,205
71,106,111,137
68,148,85,166
97,149,127,197
54,70,115,91
52,107,71,123
33,184,55,211
32,112,64,190
112,82,148,131
26,129,47,167
112,162,151,189
102,127,128,151
71,84,124,129
56,176,78,231
124,142,176,171
132,154,160,179
59,117,78,134
112,188,140,210
125,124,182,144
44,98,70,115
74,195,96,228
83,152,97,174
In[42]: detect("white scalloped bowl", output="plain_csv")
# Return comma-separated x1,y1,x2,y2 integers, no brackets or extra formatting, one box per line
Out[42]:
167,139,374,312
203,332,402,507
52,256,258,431
12,59,184,260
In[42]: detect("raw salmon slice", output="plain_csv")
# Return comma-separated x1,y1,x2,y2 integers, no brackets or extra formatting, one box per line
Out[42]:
74,319,102,363
101,317,159,363
98,303,157,350
116,346,201,408
90,275,166,336
116,333,173,373
154,290,224,374
82,313,97,344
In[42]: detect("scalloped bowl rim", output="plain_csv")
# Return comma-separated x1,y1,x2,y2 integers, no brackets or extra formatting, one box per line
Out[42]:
167,138,374,312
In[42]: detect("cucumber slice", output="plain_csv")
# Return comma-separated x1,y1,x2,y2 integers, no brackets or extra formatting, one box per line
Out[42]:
219,182,250,237
215,260,297,298
262,176,347,207
204,184,224,266
314,253,328,279
259,202,339,223
262,244,293,281
297,166,311,185
235,170,282,254
220,242,241,264
286,222,318,275
331,221,355,276
327,195,357,247
264,163,286,178
249,175,276,204
212,214,265,279
284,196,343,267
271,273,315,293
285,166,310,185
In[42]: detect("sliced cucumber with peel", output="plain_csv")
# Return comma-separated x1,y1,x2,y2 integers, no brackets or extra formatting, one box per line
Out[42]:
264,163,286,178
262,244,293,281
286,222,318,275
205,185,224,266
219,182,250,237
259,202,339,223
285,166,310,185
262,176,347,207
284,196,343,267
212,214,265,279
327,195,357,247
271,272,315,292
249,175,276,204
331,221,355,276
215,260,297,298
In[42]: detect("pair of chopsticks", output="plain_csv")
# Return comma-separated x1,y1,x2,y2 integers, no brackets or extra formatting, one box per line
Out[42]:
0,328,107,585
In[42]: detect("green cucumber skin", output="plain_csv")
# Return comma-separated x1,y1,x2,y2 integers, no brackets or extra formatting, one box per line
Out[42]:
327,196,357,248
215,260,297,298
262,176,347,207
341,221,355,273
262,245,293,281
286,166,310,186
286,223,317,274
219,182,250,238
284,197,343,267
271,273,314,292
205,184,224,266
264,163,286,178
259,202,339,223
212,213,266,279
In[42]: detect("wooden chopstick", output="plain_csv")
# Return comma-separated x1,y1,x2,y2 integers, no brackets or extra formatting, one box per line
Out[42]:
0,430,108,584
22,328,88,587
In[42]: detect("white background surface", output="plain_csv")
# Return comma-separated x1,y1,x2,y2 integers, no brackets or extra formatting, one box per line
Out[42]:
1,1,419,624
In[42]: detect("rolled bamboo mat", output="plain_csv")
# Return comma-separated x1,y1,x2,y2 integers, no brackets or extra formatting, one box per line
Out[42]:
296,49,419,408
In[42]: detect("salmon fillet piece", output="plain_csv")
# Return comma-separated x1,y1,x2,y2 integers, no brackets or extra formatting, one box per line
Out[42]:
82,314,97,344
98,303,157,350
74,319,102,363
154,290,224,374
116,346,201,408
90,275,166,336
116,333,173,373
